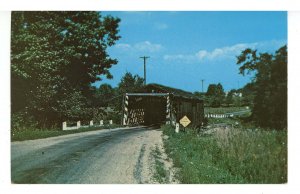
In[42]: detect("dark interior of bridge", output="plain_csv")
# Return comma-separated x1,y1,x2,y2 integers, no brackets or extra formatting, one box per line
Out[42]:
127,96,167,126
144,96,166,125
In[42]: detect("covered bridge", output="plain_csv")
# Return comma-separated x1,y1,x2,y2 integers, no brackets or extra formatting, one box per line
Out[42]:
122,83,204,127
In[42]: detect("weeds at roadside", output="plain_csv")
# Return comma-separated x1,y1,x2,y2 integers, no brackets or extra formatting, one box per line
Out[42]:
162,124,287,183
151,146,168,183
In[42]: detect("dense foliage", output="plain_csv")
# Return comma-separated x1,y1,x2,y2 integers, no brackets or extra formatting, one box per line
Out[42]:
237,45,287,130
205,83,225,107
92,84,116,107
11,11,121,129
91,72,144,123
114,72,144,111
224,83,255,107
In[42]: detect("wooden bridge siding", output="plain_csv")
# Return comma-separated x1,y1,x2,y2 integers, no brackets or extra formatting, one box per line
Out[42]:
122,93,204,127
173,98,204,127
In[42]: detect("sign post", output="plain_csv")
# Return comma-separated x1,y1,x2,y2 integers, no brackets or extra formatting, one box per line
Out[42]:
179,115,191,131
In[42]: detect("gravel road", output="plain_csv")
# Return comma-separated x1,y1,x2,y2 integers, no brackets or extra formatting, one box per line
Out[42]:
11,126,165,184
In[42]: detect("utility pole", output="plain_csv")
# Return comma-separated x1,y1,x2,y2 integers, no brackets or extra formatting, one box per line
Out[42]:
140,56,150,85
201,79,205,93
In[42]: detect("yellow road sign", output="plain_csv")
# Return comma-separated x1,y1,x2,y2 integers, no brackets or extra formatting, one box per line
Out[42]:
179,115,191,127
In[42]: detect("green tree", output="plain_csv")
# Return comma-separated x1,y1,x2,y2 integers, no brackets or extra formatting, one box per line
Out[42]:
237,45,287,130
118,72,144,94
94,84,115,107
240,82,256,107
11,11,121,128
113,72,144,111
206,83,225,107
224,89,236,106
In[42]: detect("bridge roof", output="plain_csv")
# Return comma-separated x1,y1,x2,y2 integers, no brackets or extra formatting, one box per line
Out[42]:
145,83,203,101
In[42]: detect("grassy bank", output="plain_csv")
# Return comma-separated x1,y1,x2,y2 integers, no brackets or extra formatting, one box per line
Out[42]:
11,124,121,142
162,124,287,183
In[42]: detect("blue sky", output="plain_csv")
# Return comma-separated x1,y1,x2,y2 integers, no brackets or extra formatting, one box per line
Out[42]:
95,11,287,92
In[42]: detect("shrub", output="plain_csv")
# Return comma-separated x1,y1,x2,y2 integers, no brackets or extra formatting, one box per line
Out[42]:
11,111,38,132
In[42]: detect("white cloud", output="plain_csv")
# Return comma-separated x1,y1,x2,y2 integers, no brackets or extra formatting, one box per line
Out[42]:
164,40,286,63
196,50,208,60
154,22,168,30
115,41,163,53
115,43,131,50
163,54,195,61
195,43,258,60
134,41,163,52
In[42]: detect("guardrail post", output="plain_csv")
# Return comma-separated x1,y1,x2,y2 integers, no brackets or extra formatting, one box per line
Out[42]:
100,120,103,126
77,121,81,129
175,123,180,133
90,120,93,126
62,121,67,130
109,120,113,125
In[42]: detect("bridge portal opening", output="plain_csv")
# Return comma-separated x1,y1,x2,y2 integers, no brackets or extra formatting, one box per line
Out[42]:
122,93,169,126
122,84,204,127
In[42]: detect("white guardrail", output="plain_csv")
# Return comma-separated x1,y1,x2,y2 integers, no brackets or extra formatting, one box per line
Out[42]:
205,114,233,118
62,120,113,130
205,109,251,119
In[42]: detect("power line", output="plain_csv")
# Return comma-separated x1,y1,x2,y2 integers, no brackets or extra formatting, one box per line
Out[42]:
140,56,150,85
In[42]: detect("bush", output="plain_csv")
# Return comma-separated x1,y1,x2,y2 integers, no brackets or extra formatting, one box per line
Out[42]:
11,111,38,132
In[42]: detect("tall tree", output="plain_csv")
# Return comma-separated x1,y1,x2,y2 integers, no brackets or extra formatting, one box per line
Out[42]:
11,11,121,127
118,72,144,94
206,83,225,107
113,72,144,111
237,45,287,130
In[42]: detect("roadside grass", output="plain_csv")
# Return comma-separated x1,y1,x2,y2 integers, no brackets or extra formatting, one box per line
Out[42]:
151,146,168,183
162,124,287,184
207,117,238,125
11,124,121,142
204,106,249,114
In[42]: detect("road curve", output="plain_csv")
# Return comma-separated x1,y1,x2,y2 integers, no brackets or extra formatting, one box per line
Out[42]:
11,126,162,184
